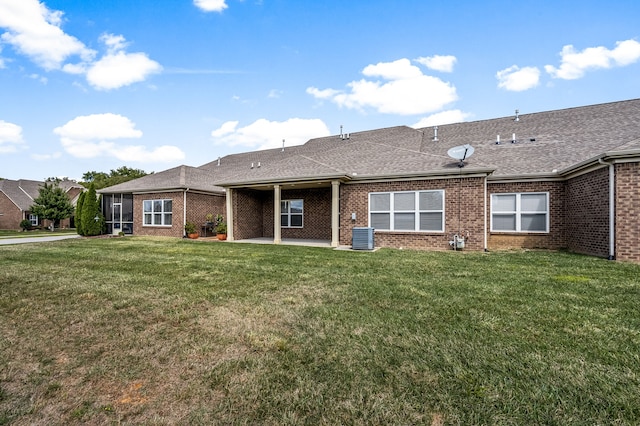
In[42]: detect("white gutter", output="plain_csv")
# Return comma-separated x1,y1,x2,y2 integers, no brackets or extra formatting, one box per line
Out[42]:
183,189,188,237
598,159,615,260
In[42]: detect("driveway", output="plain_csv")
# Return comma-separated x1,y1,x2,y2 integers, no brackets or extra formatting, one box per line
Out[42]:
0,234,81,245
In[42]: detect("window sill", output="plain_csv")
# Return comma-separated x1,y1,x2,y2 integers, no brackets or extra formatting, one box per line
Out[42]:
490,231,549,235
373,230,445,234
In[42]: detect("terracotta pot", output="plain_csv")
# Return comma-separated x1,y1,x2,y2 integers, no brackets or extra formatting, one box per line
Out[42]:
188,233,199,239
217,233,227,241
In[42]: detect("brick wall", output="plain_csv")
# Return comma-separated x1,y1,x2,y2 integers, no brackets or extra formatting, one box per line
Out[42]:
133,192,185,238
278,188,331,240
0,193,21,229
565,168,610,258
132,191,224,238
615,162,640,262
186,192,226,232
487,181,565,250
340,178,486,250
234,189,266,240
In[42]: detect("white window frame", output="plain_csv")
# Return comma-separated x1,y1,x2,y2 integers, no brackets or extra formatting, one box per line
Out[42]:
281,199,303,228
368,190,445,232
491,192,549,233
143,199,173,227
29,214,38,226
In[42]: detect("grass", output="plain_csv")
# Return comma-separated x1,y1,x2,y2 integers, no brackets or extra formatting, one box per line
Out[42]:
1,237,639,425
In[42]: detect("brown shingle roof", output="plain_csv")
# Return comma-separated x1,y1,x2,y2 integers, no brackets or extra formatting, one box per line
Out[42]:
204,98,640,186
0,179,84,210
99,165,225,193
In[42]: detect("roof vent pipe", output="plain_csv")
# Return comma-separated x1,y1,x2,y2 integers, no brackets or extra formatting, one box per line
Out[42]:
433,126,438,141
217,156,221,166
282,139,285,152
514,109,520,121
496,135,500,145
511,133,516,143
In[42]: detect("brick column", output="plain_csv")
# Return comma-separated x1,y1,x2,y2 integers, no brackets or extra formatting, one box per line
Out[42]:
226,188,234,241
274,185,281,244
331,180,340,247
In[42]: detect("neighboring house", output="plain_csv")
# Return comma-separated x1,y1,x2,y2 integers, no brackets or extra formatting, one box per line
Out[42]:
100,99,640,262
0,179,84,230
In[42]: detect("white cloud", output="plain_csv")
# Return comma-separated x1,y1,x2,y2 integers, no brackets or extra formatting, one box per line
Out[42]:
84,33,162,90
415,55,457,72
306,87,341,100
412,110,471,128
545,39,640,80
496,65,540,91
0,2,161,90
194,0,228,12
29,73,47,84
211,118,330,150
54,113,184,162
211,120,238,137
0,120,25,153
0,0,95,70
307,58,457,115
31,151,62,161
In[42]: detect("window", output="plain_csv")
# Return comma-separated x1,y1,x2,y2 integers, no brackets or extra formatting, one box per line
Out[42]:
281,199,303,228
491,192,548,232
369,190,444,232
29,214,38,226
143,199,172,226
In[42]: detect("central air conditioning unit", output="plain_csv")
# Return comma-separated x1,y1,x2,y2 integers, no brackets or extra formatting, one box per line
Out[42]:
352,227,374,250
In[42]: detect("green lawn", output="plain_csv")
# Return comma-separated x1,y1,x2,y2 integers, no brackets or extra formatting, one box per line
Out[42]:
1,237,639,425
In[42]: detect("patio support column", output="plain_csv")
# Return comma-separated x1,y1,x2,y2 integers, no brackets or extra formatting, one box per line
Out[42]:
226,188,234,241
331,180,340,247
273,184,281,244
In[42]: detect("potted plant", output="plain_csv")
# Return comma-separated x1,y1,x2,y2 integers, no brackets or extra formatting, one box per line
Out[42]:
215,219,227,240
184,221,199,239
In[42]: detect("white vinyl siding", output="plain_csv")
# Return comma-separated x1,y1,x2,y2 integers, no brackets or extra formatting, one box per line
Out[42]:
369,190,444,232
491,192,548,232
143,199,173,226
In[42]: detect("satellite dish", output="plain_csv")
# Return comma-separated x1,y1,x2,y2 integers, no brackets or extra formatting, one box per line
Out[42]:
447,144,474,167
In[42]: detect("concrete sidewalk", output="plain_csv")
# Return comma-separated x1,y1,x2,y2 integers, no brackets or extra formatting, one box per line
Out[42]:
0,234,81,245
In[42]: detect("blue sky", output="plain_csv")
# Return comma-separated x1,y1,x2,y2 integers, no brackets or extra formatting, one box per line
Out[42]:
1,0,639,181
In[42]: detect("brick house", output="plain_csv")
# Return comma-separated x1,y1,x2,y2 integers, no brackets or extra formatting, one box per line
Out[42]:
100,99,640,262
0,179,84,230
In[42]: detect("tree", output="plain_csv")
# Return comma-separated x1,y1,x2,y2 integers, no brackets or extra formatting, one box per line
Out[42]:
30,182,75,230
80,183,103,236
81,166,150,189
75,191,86,235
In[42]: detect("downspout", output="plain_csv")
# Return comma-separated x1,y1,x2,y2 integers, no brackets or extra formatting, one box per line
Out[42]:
484,175,488,252
598,159,615,260
183,189,189,237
